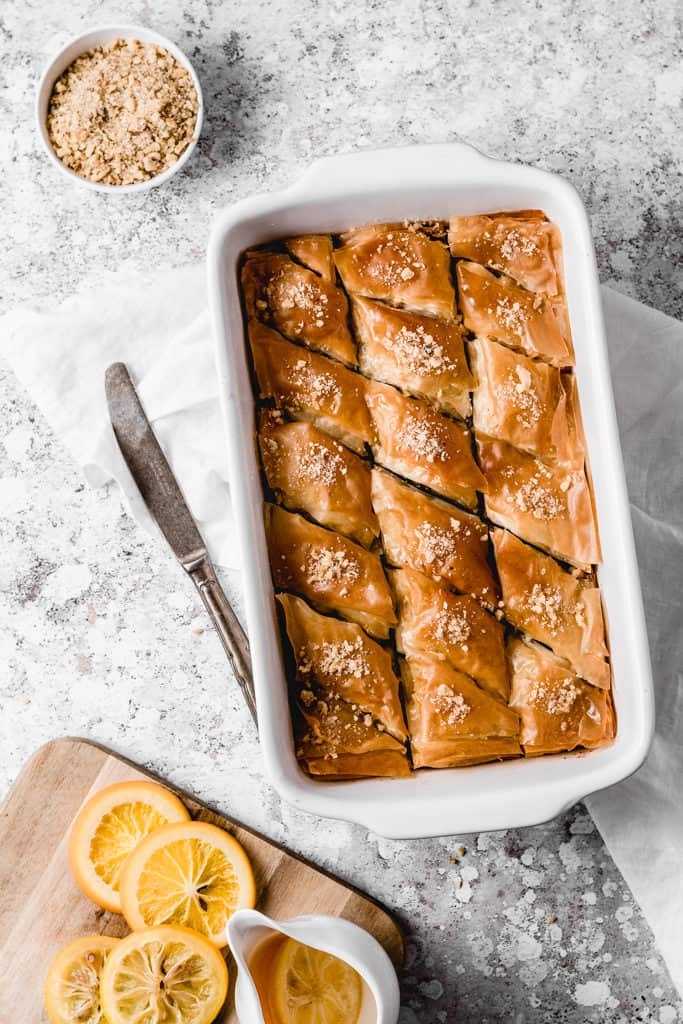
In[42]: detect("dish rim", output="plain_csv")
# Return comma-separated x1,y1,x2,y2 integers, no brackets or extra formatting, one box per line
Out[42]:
207,141,654,839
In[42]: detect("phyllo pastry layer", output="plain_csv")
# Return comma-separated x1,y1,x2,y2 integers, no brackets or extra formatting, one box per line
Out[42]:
284,234,335,281
264,504,396,638
477,435,600,568
242,249,355,365
351,295,473,418
456,261,572,367
277,593,407,742
249,322,372,454
371,469,499,605
366,380,485,509
334,225,456,319
402,654,521,768
448,212,562,296
493,530,610,689
391,567,508,702
258,411,379,548
469,337,583,464
508,638,614,756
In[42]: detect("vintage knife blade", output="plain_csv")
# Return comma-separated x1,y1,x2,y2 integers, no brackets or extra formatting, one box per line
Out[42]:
105,361,257,725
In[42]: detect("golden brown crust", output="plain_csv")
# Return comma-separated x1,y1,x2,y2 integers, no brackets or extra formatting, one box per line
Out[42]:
469,337,583,465
258,411,378,548
242,250,356,365
508,638,614,755
249,321,372,454
366,379,486,510
391,567,509,702
351,295,473,418
277,593,407,741
449,214,562,296
264,504,396,638
493,530,610,689
477,435,600,568
284,234,335,281
334,225,456,319
402,655,520,769
456,261,572,366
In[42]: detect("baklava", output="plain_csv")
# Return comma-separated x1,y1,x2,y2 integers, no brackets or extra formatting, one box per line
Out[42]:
239,210,613,780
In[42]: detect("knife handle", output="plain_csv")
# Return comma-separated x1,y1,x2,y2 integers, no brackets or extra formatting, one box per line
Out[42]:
189,561,258,726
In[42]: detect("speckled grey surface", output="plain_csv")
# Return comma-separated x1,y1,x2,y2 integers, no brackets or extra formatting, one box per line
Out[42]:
1,1,682,1021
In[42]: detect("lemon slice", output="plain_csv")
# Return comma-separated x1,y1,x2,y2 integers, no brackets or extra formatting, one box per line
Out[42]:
44,934,118,1024
119,820,256,947
99,925,228,1024
272,937,363,1024
69,781,191,912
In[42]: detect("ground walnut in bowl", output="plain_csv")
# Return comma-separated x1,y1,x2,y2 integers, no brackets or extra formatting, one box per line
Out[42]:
46,38,199,186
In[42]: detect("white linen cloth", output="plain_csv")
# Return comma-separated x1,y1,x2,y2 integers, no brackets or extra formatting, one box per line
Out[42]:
1,273,681,993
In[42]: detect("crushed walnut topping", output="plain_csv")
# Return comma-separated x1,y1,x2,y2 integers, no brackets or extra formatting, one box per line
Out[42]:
494,296,531,336
391,324,457,376
495,365,542,428
365,236,427,288
299,637,371,680
432,603,471,646
269,274,330,329
288,359,340,410
297,442,346,485
414,518,468,565
430,683,471,725
513,466,566,520
304,547,360,589
529,679,580,715
498,228,540,261
46,39,198,186
524,583,565,635
398,414,448,463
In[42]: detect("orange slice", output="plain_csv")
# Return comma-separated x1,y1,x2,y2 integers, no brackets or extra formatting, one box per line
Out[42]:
99,925,228,1024
44,934,118,1024
69,780,190,912
119,820,256,947
272,937,364,1024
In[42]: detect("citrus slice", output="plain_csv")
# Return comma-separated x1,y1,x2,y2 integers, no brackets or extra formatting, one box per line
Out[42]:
69,780,190,912
44,934,118,1024
119,820,256,947
99,925,228,1024
272,937,363,1024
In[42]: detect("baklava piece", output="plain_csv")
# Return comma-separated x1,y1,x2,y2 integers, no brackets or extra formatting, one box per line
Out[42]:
448,212,562,296
351,295,473,418
493,529,610,689
334,225,456,319
284,234,335,281
402,655,521,768
249,322,372,454
277,594,407,742
366,380,486,509
264,504,396,638
242,249,356,365
456,261,572,367
477,435,600,568
371,469,499,605
469,337,583,464
258,411,379,548
508,638,614,756
391,567,509,702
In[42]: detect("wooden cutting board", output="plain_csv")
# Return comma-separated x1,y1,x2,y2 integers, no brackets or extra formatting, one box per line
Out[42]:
0,737,403,1022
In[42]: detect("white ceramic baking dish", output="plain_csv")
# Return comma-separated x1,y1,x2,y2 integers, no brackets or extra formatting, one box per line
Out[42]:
208,142,654,839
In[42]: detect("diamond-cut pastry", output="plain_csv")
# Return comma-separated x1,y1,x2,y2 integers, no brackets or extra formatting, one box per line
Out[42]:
448,212,562,295
258,411,378,548
456,261,572,366
508,638,614,755
351,295,473,418
249,322,372,454
402,654,521,768
469,336,583,464
366,380,486,509
242,250,356,365
264,504,396,638
493,530,609,689
391,567,508,702
284,234,335,281
477,435,600,568
371,469,498,605
334,224,456,319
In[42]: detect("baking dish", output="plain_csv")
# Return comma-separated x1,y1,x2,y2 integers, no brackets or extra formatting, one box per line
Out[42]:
207,142,654,838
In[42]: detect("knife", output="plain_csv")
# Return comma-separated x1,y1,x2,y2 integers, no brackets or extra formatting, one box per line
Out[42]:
105,362,257,726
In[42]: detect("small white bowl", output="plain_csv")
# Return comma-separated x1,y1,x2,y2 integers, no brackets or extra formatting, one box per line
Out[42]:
226,909,401,1024
35,24,204,194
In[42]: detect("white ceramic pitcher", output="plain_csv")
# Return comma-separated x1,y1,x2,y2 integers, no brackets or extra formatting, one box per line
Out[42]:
226,909,401,1024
